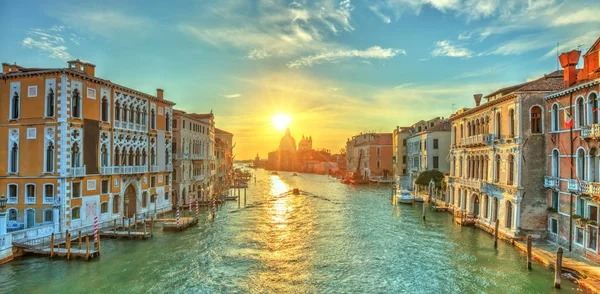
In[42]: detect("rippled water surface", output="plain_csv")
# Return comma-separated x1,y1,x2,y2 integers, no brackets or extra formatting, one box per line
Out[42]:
0,170,583,293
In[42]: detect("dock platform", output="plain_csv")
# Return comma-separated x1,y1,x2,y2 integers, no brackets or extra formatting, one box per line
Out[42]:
162,217,198,232
99,230,151,239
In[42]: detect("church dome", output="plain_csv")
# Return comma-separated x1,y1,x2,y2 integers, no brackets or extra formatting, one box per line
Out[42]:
279,128,297,152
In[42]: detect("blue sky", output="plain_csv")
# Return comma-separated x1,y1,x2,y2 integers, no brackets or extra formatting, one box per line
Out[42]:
1,0,599,159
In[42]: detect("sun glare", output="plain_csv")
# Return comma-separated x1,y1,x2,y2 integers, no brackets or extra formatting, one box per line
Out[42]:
272,114,291,130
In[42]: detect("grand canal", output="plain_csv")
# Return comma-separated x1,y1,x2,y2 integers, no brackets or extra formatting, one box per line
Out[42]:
0,170,582,293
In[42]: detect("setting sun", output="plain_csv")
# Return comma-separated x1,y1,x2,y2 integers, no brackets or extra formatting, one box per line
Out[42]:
272,114,291,130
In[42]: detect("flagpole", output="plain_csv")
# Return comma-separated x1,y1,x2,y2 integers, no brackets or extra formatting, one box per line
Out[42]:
568,92,573,252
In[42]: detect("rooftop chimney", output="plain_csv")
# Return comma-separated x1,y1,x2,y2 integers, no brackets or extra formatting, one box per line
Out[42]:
156,88,164,99
2,63,9,74
473,94,482,106
83,63,96,77
558,50,581,88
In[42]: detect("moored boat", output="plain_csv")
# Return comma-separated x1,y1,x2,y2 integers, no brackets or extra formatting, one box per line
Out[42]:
395,188,414,204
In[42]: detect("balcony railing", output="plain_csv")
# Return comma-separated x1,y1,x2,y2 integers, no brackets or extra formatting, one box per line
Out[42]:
70,166,86,177
150,165,159,172
8,196,17,204
569,179,600,196
172,153,180,160
166,164,172,171
581,124,600,139
457,178,486,193
113,120,146,133
102,166,147,175
544,176,559,189
101,166,114,175
25,197,35,204
459,134,493,147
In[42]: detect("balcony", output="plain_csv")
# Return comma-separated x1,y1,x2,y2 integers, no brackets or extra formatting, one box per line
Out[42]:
101,166,114,175
459,134,493,147
166,164,172,171
150,165,159,173
25,197,35,204
569,179,600,196
172,153,180,160
70,166,86,177
102,166,147,175
113,120,146,133
581,124,600,139
544,176,559,189
457,178,486,193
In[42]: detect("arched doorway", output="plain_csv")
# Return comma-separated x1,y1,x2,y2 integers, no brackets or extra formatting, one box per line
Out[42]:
182,188,187,206
506,201,513,228
472,194,480,217
25,209,36,229
172,189,178,206
124,184,137,218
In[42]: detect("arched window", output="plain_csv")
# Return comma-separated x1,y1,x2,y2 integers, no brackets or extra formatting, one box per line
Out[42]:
151,148,156,165
9,142,18,173
71,143,81,167
577,97,585,127
142,191,148,208
151,109,156,129
72,207,81,220
508,154,515,185
142,149,147,166
46,88,55,117
100,144,108,167
588,93,598,125
129,105,134,123
590,148,598,182
551,103,559,131
531,106,542,133
508,109,515,137
72,89,81,118
506,201,513,228
494,154,501,183
46,142,54,172
8,208,17,222
101,96,109,122
496,112,502,136
166,113,171,131
577,148,586,180
136,107,141,124
483,195,489,219
8,184,18,203
142,108,147,126
552,149,560,178
115,101,121,121
135,148,141,166
123,104,129,122
11,91,20,119
458,156,463,177
467,122,471,137
128,148,134,166
114,147,121,166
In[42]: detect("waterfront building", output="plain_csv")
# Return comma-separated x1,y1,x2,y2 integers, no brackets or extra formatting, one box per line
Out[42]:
0,60,174,234
406,120,451,189
352,133,393,180
171,110,215,206
215,128,234,195
392,126,411,181
543,39,600,262
298,135,312,151
346,133,379,177
448,71,564,239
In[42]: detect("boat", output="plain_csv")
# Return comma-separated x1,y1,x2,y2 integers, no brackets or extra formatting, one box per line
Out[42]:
292,173,299,176
231,182,249,188
223,195,238,201
395,188,414,204
271,171,279,175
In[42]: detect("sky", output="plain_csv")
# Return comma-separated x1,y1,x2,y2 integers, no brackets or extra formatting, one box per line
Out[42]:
1,0,599,159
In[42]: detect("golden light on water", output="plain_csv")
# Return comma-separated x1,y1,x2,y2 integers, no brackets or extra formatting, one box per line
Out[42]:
272,114,291,130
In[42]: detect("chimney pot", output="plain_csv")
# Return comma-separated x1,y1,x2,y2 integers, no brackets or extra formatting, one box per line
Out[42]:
473,94,483,106
83,63,96,77
157,88,164,99
2,63,10,74
559,50,581,87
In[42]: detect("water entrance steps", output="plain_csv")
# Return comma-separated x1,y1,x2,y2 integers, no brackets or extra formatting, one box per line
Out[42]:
13,231,100,261
454,210,475,226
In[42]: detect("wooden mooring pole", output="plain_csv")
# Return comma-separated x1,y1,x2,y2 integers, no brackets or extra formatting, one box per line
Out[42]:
50,233,55,259
150,216,154,238
66,231,71,260
526,235,532,270
244,188,247,206
78,230,82,250
554,247,563,289
97,233,101,255
143,220,147,239
422,203,426,221
85,235,90,260
494,219,499,248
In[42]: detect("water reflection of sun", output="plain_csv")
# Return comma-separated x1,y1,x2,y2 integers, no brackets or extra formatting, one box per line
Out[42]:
270,175,289,196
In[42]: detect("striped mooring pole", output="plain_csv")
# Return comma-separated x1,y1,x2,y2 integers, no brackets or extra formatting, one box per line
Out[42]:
195,200,199,216
176,206,180,225
93,215,99,243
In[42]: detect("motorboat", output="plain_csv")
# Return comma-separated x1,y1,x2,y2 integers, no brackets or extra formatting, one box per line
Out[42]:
271,171,279,175
231,181,249,188
292,173,299,176
395,188,414,204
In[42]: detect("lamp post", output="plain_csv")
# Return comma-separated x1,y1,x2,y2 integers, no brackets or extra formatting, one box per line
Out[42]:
0,195,8,235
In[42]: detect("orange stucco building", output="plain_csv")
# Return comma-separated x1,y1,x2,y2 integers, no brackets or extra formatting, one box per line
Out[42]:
0,60,174,233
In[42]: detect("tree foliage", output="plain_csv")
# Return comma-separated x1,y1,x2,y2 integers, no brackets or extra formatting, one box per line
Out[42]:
415,170,445,188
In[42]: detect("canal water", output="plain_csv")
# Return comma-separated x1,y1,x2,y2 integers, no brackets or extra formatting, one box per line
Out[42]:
0,170,583,293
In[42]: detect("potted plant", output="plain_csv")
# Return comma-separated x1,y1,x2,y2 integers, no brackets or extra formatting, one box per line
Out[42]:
547,207,558,213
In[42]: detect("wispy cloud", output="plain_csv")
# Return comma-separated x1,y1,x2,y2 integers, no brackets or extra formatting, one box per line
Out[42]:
180,0,356,60
287,46,405,68
453,65,507,79
431,40,473,58
49,7,151,37
221,93,242,99
394,83,415,89
457,32,472,40
21,25,79,61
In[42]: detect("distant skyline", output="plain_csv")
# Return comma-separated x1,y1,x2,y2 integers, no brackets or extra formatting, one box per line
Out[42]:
2,0,599,159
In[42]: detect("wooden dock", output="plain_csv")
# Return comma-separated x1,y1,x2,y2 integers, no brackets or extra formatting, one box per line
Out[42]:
454,211,475,226
99,230,151,239
162,217,198,232
14,232,101,261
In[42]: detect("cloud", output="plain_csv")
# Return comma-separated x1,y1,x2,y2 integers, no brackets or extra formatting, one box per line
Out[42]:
394,83,416,89
287,46,405,68
221,93,242,99
49,7,151,37
431,40,473,58
179,0,356,59
453,65,507,79
550,8,600,27
368,5,391,24
457,32,472,40
21,26,82,61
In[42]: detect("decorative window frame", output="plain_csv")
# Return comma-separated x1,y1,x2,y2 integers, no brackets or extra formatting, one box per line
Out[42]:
549,217,559,235
7,128,19,174
44,78,56,118
43,127,56,174
27,85,38,98
9,82,21,120
71,80,83,119
7,208,18,222
71,206,81,220
87,87,96,99
72,181,82,198
574,95,586,129
549,102,560,132
43,183,55,204
574,226,585,246
43,208,54,223
24,183,36,204
100,202,109,214
100,88,110,123
7,183,18,204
